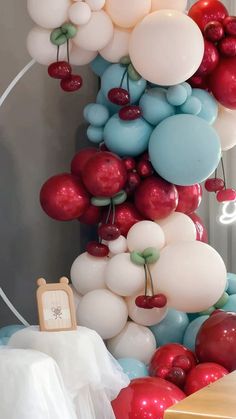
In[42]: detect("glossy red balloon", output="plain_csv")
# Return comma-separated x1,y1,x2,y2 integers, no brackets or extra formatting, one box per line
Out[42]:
71,148,98,177
188,0,228,32
196,40,219,76
60,75,83,92
196,311,236,371
188,74,208,90
176,184,202,215
185,363,228,395
82,151,127,197
48,61,72,79
224,16,236,36
135,176,178,220
208,57,236,109
103,202,144,236
112,377,186,419
78,204,101,225
40,173,90,221
204,21,225,42
188,212,208,243
219,37,236,57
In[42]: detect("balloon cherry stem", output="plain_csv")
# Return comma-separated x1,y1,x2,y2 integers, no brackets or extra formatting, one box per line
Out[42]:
221,157,227,189
146,263,155,297
126,71,130,97
66,39,70,63
144,264,148,297
57,46,60,62
105,203,112,225
112,201,116,225
119,68,128,89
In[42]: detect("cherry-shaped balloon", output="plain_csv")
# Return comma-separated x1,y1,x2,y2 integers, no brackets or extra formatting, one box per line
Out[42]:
166,367,186,389
135,295,152,309
136,160,154,178
60,75,83,92
150,294,167,308
119,105,142,121
108,88,130,106
125,172,141,195
86,241,109,257
205,178,225,192
216,188,236,202
204,21,224,42
98,223,121,241
224,16,236,36
48,61,72,79
219,37,236,57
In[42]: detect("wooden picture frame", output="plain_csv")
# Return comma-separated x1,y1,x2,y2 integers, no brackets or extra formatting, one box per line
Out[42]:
36,277,77,332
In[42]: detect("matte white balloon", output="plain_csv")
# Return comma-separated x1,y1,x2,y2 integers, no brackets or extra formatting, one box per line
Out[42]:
27,27,69,65
151,0,187,12
73,11,114,51
157,212,196,245
127,221,165,253
70,45,97,65
77,289,128,339
107,321,156,364
151,242,227,313
108,236,127,254
126,294,168,326
27,0,70,29
129,10,204,86
70,285,82,312
105,0,151,29
70,252,108,295
214,106,236,151
69,2,91,25
85,0,105,11
100,27,131,63
105,253,145,297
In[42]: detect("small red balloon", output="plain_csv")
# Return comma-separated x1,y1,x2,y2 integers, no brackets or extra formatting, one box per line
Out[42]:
136,160,154,178
184,363,228,395
60,75,83,92
188,0,228,32
48,61,72,79
112,377,186,419
205,178,225,192
188,74,208,90
204,21,225,42
40,173,89,221
216,188,236,202
103,202,144,236
86,241,109,258
82,151,127,197
176,184,202,215
135,176,178,220
78,204,101,225
150,294,167,308
122,157,136,172
224,16,236,36
166,367,186,389
98,223,121,241
196,40,219,76
108,88,130,106
188,212,208,243
208,57,236,109
173,356,192,373
119,105,142,121
219,37,236,57
125,172,141,195
71,148,98,177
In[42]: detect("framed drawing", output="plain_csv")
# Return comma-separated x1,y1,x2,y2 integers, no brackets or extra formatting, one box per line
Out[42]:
36,277,77,332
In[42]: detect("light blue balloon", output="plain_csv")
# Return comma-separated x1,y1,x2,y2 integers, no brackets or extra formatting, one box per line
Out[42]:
0,325,25,341
166,85,188,106
87,125,104,144
149,114,221,186
221,294,236,312
183,316,209,351
83,103,95,120
90,55,110,77
181,82,192,98
227,273,236,295
139,88,175,126
118,358,148,380
84,104,109,127
192,89,218,125
0,337,8,346
101,64,147,104
149,309,189,347
96,89,121,116
104,114,152,157
180,97,202,115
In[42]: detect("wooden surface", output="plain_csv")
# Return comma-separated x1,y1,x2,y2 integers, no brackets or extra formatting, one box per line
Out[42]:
165,371,236,419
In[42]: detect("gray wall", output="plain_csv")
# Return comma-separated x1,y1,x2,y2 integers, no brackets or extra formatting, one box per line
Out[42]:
0,1,97,326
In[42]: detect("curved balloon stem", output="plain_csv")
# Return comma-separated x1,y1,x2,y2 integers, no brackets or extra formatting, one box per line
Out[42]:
0,59,36,108
0,288,30,326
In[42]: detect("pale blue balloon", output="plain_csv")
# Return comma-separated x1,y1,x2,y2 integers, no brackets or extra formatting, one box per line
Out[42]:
0,325,25,342
118,358,148,379
183,316,209,351
166,85,188,106
84,104,109,127
104,114,152,157
180,97,202,115
192,89,218,125
90,55,110,77
0,337,8,346
149,114,221,186
149,309,189,347
83,103,95,120
181,82,192,97
227,273,236,295
96,89,121,116
101,64,147,104
221,294,236,312
139,88,175,126
87,125,104,144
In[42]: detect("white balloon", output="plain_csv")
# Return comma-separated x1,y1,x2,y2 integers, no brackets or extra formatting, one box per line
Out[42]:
73,11,114,51
151,242,227,313
68,2,91,25
70,45,97,65
151,0,187,12
70,252,108,295
105,253,145,297
127,221,165,253
100,27,131,63
85,0,105,11
77,289,128,339
107,321,156,364
105,0,151,29
27,0,70,29
108,236,127,254
157,212,196,245
214,106,236,151
126,294,168,326
27,27,70,65
70,285,82,318
129,10,204,86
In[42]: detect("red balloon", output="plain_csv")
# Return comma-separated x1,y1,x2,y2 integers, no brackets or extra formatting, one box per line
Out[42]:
176,184,202,215
196,311,236,371
196,40,219,76
78,204,101,225
134,176,178,220
71,148,98,177
185,362,228,395
208,57,236,109
112,377,186,419
188,0,228,32
40,173,90,221
82,151,127,197
103,202,144,236
188,212,208,243
219,37,236,57
188,74,208,90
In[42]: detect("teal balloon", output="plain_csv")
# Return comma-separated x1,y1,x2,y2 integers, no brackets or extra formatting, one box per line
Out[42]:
84,104,109,127
104,114,152,157
227,273,236,295
96,89,121,116
181,82,192,97
118,358,148,379
187,313,200,322
180,97,202,115
183,316,209,351
90,55,110,77
149,309,189,346
0,337,8,346
101,64,147,104
0,325,25,342
87,125,104,144
166,85,188,106
139,88,175,126
221,294,236,312
149,114,221,186
192,89,218,125
83,103,95,120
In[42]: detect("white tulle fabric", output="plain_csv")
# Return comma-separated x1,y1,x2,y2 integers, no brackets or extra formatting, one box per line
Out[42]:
8,326,129,419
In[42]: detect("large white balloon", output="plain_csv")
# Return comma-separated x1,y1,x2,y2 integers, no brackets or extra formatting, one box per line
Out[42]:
73,11,114,51
107,321,156,364
27,0,70,29
27,27,69,65
70,285,82,312
100,27,131,63
151,242,227,313
77,289,128,339
105,253,144,297
105,0,151,29
70,45,97,65
157,212,196,245
151,0,187,12
70,252,108,295
129,10,204,86
127,221,165,253
214,106,236,151
126,294,168,326
68,2,91,25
